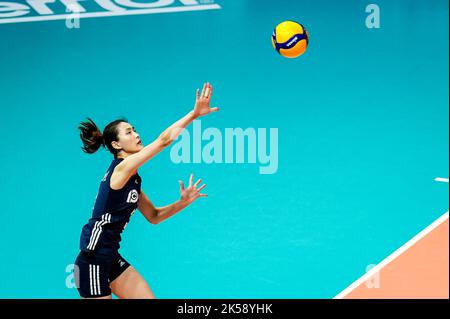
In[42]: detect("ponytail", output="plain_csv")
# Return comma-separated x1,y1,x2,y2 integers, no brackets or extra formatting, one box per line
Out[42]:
78,118,104,154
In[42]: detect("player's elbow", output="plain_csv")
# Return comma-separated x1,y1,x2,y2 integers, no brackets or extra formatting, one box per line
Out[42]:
158,130,174,148
148,209,160,225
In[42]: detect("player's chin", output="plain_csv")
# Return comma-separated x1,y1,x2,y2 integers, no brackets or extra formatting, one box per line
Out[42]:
135,144,144,152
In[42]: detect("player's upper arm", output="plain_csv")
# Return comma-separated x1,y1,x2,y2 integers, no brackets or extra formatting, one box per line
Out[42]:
109,164,132,190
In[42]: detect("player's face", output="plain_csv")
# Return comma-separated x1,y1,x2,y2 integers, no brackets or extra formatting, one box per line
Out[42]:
116,122,144,154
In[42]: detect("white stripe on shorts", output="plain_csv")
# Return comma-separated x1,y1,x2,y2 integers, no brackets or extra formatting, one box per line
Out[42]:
96,265,101,296
89,264,94,296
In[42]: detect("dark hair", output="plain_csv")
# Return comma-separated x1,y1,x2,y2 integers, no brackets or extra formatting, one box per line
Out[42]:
78,117,128,158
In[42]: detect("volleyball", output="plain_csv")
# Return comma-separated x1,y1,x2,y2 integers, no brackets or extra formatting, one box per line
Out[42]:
272,21,309,58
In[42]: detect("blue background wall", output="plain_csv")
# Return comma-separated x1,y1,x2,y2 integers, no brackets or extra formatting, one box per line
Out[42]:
0,0,448,298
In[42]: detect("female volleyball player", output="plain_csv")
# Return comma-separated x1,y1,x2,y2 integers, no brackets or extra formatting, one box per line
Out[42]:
74,83,218,299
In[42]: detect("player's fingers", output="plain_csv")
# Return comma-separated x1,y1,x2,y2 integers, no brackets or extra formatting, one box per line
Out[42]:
196,88,200,101
207,84,213,99
178,180,185,191
197,184,207,192
200,83,207,98
194,178,202,188
189,173,194,187
204,83,212,99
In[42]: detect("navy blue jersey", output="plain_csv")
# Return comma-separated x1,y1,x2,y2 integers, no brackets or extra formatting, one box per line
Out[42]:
79,158,141,256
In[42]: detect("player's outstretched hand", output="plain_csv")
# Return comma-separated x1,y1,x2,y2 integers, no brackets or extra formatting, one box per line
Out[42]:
192,82,219,118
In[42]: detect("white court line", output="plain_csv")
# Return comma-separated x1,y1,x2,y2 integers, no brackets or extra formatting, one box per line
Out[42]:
0,4,221,25
435,177,449,183
334,210,449,299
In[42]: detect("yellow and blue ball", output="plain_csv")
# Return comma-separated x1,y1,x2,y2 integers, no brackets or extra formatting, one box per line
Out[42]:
272,21,309,58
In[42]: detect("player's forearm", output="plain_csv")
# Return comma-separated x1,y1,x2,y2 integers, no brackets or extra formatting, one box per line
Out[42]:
123,111,197,173
158,111,197,147
153,199,189,224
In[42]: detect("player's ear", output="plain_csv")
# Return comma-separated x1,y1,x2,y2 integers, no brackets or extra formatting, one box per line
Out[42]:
111,141,122,151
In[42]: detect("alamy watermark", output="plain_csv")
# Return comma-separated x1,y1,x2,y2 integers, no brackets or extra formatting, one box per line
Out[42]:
65,4,81,29
365,4,380,29
65,263,79,289
169,120,279,175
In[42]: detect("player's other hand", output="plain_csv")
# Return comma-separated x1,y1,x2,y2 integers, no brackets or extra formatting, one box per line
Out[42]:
179,173,208,205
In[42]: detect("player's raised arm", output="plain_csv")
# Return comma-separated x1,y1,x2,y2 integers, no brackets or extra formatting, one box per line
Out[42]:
116,82,219,176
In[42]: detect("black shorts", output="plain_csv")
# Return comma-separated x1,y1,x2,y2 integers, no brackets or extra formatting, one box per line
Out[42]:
74,251,131,298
